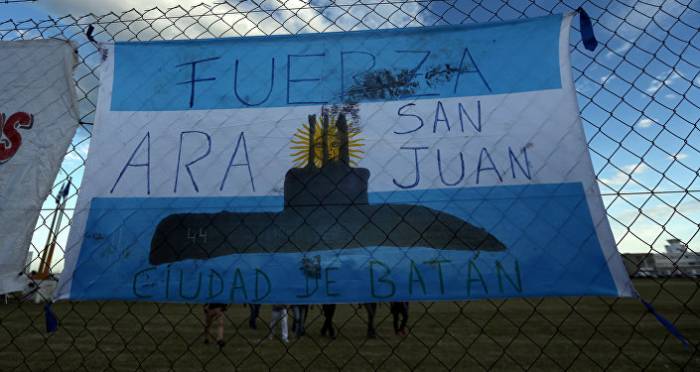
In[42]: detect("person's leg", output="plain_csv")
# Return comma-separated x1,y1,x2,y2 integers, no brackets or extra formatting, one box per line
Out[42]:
252,304,261,328
215,311,225,347
327,304,336,338
364,303,371,337
365,303,377,338
321,305,330,336
297,305,308,336
399,303,409,335
269,309,280,340
204,308,213,344
280,308,288,342
291,306,298,336
248,304,257,329
391,303,400,334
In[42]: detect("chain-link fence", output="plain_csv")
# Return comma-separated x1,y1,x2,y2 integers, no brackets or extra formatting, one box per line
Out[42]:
1,0,698,370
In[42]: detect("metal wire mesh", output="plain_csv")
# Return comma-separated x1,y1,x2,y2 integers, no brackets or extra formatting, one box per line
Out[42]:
0,0,698,370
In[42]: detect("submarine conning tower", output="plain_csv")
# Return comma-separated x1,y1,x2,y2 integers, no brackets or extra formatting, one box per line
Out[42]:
283,113,370,208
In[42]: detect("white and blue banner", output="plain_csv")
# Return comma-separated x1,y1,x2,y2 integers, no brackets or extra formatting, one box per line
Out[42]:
57,13,634,303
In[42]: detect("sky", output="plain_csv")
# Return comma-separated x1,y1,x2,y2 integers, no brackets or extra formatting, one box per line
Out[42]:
1,0,698,272
0,1,217,19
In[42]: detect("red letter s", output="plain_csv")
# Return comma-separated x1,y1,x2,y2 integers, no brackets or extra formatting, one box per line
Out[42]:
0,112,34,163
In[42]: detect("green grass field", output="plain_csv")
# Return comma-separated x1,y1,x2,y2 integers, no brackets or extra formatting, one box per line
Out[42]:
1,279,698,371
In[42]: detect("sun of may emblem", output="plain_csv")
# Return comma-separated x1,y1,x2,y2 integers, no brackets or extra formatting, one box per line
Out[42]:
290,113,364,167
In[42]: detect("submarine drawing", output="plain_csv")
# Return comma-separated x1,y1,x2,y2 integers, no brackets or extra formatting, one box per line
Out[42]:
150,113,506,265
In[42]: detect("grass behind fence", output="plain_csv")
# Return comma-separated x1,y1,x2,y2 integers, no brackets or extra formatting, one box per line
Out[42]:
1,279,697,371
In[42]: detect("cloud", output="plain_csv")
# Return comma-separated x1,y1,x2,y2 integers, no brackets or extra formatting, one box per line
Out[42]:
61,141,89,164
34,1,339,40
604,42,633,59
609,197,700,253
31,0,428,42
614,42,632,54
637,118,654,128
613,198,700,231
37,0,217,15
667,153,688,160
645,79,662,94
63,152,82,163
600,163,648,186
645,71,681,94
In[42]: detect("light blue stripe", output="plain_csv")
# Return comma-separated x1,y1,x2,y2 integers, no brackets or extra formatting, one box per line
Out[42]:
111,15,562,111
70,182,618,302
